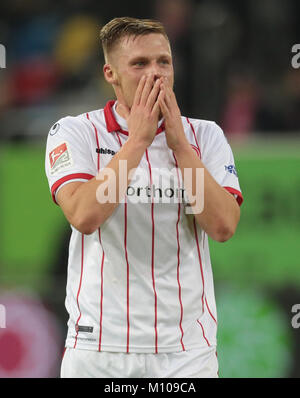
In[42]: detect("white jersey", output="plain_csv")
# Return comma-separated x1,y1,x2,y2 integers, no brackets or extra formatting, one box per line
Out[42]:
45,100,243,354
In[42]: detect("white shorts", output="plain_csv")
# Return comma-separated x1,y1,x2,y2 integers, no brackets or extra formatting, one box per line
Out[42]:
61,346,218,378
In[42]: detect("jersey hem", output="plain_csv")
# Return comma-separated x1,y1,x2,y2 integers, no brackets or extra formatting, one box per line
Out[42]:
65,339,217,354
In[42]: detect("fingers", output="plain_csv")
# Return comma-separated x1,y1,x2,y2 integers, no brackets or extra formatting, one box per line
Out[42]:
157,89,168,116
152,89,164,117
140,75,156,106
133,75,147,107
133,74,175,117
160,82,180,114
134,74,158,108
146,78,162,111
157,81,172,115
162,83,173,107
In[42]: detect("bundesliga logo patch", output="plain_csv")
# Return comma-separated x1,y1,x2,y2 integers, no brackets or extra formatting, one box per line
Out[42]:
49,142,73,175
225,164,238,177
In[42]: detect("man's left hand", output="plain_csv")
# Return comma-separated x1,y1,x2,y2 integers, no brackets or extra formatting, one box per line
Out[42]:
158,80,189,152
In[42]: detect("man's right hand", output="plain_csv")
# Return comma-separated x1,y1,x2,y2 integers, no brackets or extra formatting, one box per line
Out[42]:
118,74,164,148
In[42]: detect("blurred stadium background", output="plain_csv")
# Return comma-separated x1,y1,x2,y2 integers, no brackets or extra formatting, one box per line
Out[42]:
0,0,300,378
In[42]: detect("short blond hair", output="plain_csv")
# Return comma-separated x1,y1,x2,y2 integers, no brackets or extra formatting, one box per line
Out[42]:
100,17,169,60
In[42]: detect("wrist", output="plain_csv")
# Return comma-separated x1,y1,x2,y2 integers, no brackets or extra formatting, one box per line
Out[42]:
172,139,191,156
126,135,149,152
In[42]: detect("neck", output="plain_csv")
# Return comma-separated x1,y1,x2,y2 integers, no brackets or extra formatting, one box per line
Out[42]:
115,102,128,119
115,101,163,122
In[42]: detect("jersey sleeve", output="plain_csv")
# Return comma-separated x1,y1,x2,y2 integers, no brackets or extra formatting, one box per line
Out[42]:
201,122,243,206
45,116,96,205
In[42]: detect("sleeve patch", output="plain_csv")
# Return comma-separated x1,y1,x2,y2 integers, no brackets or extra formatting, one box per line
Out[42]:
224,164,238,177
49,122,61,136
49,142,73,175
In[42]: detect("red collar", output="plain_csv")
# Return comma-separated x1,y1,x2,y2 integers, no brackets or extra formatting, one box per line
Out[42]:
103,100,165,136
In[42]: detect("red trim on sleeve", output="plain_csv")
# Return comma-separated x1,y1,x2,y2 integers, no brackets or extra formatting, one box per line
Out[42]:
51,173,94,204
224,186,244,206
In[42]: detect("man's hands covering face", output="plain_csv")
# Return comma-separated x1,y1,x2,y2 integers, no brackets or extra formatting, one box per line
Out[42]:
118,74,164,148
118,74,188,152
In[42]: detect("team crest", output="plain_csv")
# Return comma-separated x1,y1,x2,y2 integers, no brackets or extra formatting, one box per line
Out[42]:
49,142,73,175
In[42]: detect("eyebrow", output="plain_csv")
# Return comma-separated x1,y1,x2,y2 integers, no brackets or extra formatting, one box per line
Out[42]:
129,54,172,63
129,56,148,63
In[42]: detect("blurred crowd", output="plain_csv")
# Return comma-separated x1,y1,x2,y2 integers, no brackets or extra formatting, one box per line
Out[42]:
0,0,300,141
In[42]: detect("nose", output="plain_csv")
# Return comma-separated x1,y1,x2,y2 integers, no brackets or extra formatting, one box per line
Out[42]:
149,62,162,81
153,71,161,81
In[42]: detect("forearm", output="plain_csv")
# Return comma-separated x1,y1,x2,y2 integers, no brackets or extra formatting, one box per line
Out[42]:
173,142,240,242
61,137,147,234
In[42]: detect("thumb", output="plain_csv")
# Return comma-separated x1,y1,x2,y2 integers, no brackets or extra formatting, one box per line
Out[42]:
117,102,130,120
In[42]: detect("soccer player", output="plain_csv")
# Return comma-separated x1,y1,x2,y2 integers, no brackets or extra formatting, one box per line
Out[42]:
45,17,243,378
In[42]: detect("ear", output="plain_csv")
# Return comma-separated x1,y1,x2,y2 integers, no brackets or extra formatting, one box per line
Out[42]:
103,63,119,85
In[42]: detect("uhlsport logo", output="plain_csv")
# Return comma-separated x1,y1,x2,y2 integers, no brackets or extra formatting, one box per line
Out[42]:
96,147,116,156
0,44,6,69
